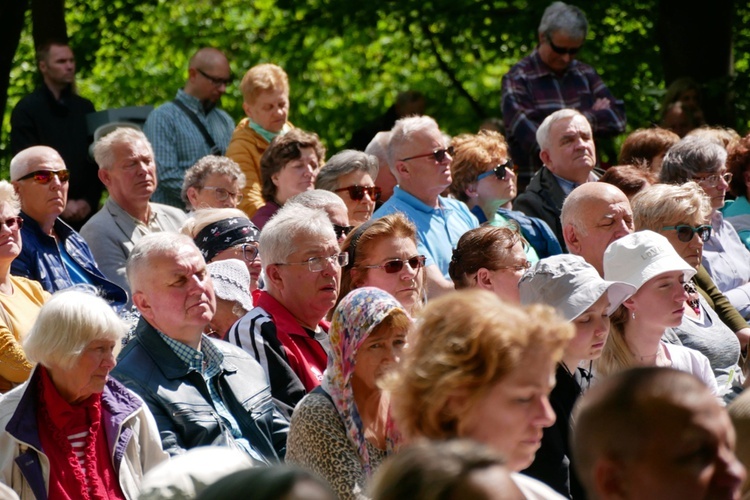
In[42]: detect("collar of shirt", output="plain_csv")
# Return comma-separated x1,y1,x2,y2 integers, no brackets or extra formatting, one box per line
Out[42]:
158,331,224,378
551,172,579,196
392,186,452,215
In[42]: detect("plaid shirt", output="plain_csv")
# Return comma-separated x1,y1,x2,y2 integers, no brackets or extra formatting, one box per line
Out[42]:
144,89,235,208
158,331,267,463
501,49,626,172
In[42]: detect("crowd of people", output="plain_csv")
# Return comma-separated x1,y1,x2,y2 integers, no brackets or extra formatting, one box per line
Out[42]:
2,1,750,499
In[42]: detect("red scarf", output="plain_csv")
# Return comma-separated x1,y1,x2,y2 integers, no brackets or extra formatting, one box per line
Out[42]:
36,366,125,500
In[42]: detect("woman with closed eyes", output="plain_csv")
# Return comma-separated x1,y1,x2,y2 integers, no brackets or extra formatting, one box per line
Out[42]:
338,213,425,316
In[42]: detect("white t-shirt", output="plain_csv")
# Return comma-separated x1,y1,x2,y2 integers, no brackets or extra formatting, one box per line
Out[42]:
663,342,720,396
512,473,568,499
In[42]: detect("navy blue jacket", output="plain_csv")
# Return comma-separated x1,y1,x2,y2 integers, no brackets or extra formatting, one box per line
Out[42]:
470,205,563,259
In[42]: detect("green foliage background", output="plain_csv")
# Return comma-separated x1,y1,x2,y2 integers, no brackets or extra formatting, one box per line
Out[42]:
2,0,749,174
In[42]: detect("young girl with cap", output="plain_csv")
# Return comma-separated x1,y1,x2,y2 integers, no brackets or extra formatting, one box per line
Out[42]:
518,254,635,498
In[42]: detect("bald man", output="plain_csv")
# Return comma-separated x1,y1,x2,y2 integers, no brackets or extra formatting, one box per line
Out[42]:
573,367,745,500
9,146,127,308
561,182,633,276
145,47,235,208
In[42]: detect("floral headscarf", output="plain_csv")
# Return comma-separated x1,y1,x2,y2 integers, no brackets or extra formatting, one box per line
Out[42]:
322,287,408,476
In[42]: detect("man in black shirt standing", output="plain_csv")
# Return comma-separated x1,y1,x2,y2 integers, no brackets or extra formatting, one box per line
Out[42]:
10,40,101,229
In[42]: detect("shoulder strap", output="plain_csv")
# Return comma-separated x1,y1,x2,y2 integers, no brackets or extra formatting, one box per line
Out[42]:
311,385,335,405
171,99,221,155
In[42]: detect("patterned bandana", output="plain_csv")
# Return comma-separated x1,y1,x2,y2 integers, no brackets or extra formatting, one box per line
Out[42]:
322,287,408,476
194,217,260,262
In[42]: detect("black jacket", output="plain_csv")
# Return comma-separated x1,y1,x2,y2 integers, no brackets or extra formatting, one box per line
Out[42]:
513,166,568,251
112,318,289,462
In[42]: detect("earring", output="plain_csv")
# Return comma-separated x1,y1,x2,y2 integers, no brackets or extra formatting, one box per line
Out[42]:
631,311,636,320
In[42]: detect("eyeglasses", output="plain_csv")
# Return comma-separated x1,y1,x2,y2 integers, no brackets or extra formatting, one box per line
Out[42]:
400,146,454,163
362,255,426,274
240,243,259,262
495,260,532,272
197,68,232,87
334,185,382,202
17,169,70,184
0,216,23,231
202,186,243,203
476,159,515,182
546,36,582,55
662,224,712,243
333,224,354,240
276,252,349,272
692,172,732,188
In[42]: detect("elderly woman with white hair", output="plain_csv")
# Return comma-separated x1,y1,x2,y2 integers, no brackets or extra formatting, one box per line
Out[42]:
0,180,49,393
315,150,381,225
206,259,253,339
0,288,168,499
181,156,246,211
661,135,750,320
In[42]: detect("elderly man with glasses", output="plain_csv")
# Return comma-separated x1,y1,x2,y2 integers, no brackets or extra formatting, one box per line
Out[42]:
228,204,345,417
9,146,127,308
372,115,479,298
144,47,235,208
501,1,626,178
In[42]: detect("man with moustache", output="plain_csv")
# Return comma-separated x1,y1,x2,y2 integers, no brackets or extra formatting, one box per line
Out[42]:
145,47,235,208
228,205,344,418
112,233,288,462
372,115,479,297
81,127,186,300
9,146,127,308
514,109,598,250
10,40,102,229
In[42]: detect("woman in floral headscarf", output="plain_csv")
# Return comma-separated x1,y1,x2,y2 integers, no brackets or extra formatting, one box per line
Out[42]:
286,287,410,500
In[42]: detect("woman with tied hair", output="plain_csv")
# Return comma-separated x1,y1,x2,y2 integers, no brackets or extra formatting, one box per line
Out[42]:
251,128,325,230
316,150,381,226
598,231,719,396
450,130,561,260
181,207,262,293
618,127,679,173
227,63,294,218
633,183,747,401
180,155,246,211
723,132,750,250
206,259,253,339
386,289,573,497
287,287,410,500
0,180,49,393
448,225,530,304
661,135,750,321
338,213,425,316
0,288,168,499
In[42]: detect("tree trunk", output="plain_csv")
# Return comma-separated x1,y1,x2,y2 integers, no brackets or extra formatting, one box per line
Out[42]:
0,0,30,145
657,0,734,126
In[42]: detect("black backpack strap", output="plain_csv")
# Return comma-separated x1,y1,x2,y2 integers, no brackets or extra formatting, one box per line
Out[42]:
172,99,221,155
311,385,335,405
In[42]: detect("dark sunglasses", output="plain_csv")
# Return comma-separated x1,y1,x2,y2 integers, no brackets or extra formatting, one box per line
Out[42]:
197,68,232,87
662,224,712,243
0,216,23,231
334,185,382,202
401,146,454,163
476,159,515,182
363,255,426,274
547,37,582,55
333,224,355,240
17,169,70,184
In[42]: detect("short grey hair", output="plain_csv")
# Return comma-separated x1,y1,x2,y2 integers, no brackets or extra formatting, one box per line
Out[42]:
286,189,348,220
23,287,127,370
536,109,586,151
259,204,337,270
93,127,152,170
365,131,391,167
315,150,379,192
0,181,21,215
127,232,200,292
181,156,246,208
660,135,727,184
538,1,588,40
387,115,441,173
180,208,249,238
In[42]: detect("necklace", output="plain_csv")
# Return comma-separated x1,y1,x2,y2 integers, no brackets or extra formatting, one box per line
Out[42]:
684,280,701,315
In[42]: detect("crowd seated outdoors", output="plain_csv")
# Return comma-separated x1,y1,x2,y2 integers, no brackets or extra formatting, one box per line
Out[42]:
6,2,750,498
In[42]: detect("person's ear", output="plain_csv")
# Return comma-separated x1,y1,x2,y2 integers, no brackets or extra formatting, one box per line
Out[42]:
540,149,552,169
186,186,200,207
395,160,410,179
464,183,479,199
563,223,582,254
593,457,629,500
350,267,364,288
622,296,636,312
743,170,750,188
98,168,111,187
475,268,494,291
132,291,154,322
265,264,284,290
538,32,546,46
242,101,254,120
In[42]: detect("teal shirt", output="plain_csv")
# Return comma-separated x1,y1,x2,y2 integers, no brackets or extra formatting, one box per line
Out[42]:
722,197,750,250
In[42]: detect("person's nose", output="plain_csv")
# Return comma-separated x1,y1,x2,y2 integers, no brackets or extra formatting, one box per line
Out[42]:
534,395,557,428
102,349,117,370
188,274,208,296
689,231,705,249
676,281,689,302
718,174,730,192
594,316,609,336
400,260,418,280
713,446,747,494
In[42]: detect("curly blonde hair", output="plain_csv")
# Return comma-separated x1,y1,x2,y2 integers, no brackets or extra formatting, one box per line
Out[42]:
387,289,573,441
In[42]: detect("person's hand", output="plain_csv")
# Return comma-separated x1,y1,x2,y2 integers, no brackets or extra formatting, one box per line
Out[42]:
735,327,750,353
61,199,92,222
592,98,611,111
